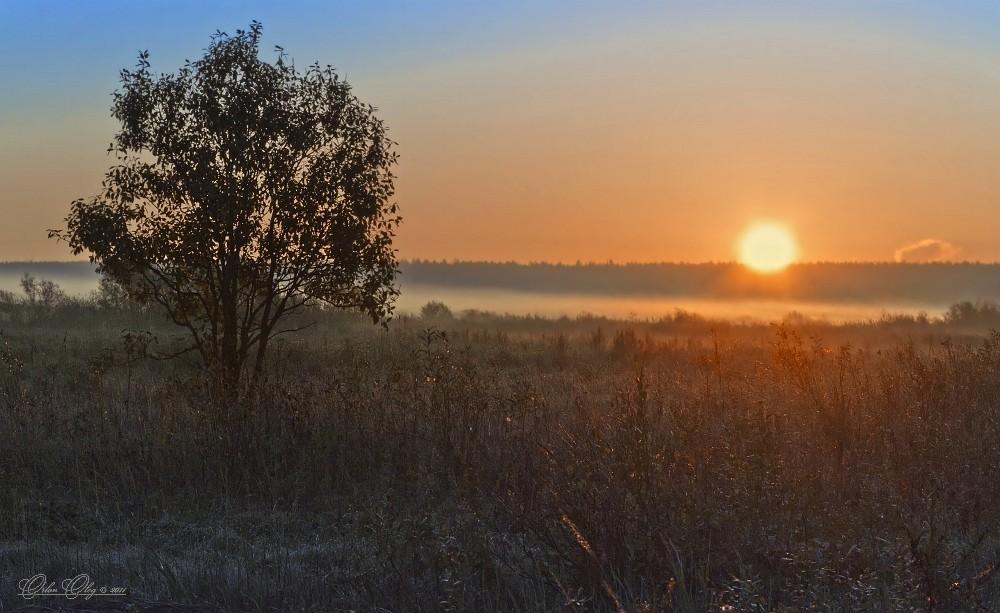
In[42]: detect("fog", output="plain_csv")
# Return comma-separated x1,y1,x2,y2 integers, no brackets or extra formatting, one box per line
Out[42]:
0,261,976,323
396,284,946,323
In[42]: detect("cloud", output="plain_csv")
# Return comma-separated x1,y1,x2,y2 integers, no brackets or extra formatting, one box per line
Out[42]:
893,239,961,263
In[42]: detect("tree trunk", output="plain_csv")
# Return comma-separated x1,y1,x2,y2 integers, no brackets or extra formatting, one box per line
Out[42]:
218,254,241,405
250,332,270,390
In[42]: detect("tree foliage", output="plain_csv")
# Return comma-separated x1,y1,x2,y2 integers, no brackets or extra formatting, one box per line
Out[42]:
20,274,68,310
53,22,400,392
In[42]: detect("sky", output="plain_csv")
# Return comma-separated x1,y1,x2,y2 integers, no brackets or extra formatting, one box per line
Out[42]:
2,1,1000,263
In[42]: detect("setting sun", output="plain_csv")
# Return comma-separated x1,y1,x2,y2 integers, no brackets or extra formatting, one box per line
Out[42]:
738,223,798,273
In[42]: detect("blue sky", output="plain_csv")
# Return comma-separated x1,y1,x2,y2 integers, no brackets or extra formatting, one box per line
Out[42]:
3,1,1000,262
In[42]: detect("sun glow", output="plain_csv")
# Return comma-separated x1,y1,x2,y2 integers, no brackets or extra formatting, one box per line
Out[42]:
738,223,798,273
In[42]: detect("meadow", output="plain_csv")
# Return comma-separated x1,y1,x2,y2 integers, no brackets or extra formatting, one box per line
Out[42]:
0,287,998,611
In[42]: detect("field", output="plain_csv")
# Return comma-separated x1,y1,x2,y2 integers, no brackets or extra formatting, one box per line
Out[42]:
1,296,999,611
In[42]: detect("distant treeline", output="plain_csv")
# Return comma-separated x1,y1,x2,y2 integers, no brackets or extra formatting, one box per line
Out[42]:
4,260,1000,304
0,261,95,275
400,260,1000,304
0,261,98,295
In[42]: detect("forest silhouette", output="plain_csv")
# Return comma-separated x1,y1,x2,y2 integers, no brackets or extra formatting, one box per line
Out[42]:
5,260,1000,305
401,260,1000,303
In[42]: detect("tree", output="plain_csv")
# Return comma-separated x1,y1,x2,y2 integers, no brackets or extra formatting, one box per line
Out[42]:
52,22,400,396
20,274,67,311
92,275,136,311
420,301,454,320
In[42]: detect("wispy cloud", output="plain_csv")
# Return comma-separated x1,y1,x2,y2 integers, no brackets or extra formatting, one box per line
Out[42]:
894,239,961,263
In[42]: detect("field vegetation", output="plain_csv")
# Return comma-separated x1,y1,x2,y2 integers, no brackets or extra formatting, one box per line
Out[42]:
1,279,998,611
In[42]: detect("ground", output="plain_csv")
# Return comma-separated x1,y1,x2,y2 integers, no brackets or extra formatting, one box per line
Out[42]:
1,304,998,611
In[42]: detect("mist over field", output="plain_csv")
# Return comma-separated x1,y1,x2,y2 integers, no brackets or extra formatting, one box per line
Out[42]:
6,260,1000,322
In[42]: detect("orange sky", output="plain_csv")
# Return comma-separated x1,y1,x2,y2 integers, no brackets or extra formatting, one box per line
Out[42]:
2,2,1000,263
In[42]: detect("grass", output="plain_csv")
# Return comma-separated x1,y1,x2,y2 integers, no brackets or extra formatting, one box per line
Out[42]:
0,299,998,611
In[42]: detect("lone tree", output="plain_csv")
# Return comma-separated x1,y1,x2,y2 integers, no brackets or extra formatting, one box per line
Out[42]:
53,22,400,394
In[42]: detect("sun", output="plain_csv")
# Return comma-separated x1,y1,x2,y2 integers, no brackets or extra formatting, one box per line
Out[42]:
737,222,798,273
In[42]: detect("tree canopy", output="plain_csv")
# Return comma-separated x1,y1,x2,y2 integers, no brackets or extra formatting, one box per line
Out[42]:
53,22,400,393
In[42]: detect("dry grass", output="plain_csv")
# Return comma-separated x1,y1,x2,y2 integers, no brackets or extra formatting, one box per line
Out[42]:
0,305,998,611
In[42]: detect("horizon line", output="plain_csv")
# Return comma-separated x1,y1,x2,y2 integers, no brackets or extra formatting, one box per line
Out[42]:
4,259,1000,267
